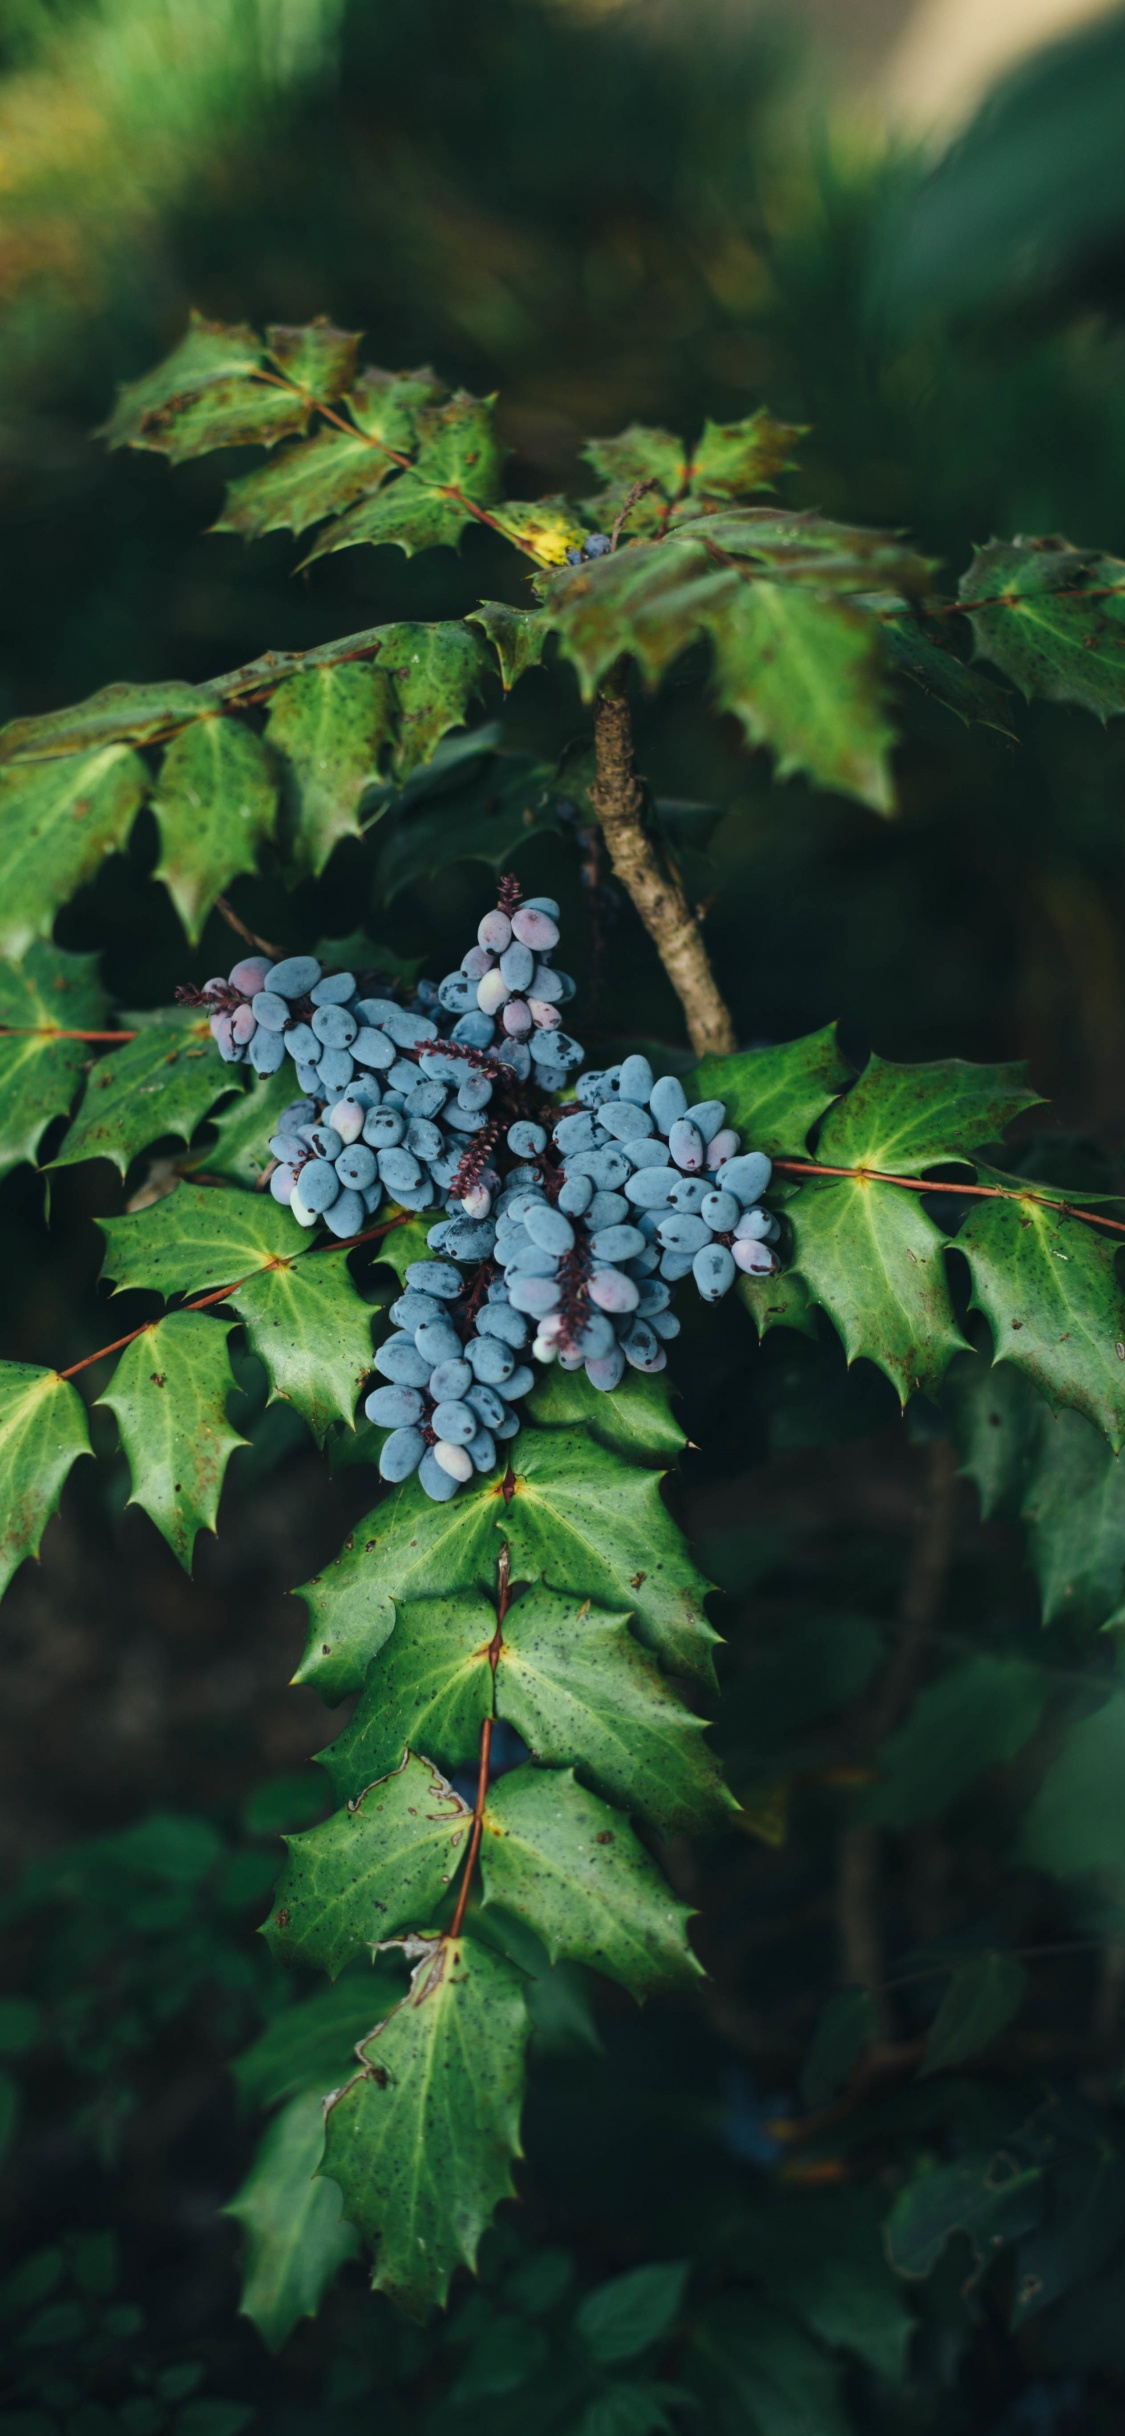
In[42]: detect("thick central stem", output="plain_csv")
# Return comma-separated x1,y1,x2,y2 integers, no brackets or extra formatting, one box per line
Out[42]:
589,683,736,1059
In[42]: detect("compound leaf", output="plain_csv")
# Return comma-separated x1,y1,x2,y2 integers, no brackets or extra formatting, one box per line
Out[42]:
304,394,503,570
693,1026,853,1160
959,1190,1125,1450
264,318,361,399
229,1254,374,1445
0,944,107,1178
102,311,308,461
97,1312,247,1569
0,1361,92,1597
480,1765,701,1999
265,1753,471,1978
0,745,148,956
322,1584,728,1835
322,1931,527,2315
100,1181,299,1297
215,425,392,541
51,1021,224,1177
151,717,278,941
266,662,393,878
226,2088,359,2352
581,424,687,534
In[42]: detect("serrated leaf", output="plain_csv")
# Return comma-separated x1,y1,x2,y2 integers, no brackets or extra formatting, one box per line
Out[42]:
265,319,361,399
100,1177,299,1296
0,745,149,956
801,1986,878,2106
225,2089,359,2351
525,1362,685,1461
233,1977,400,2110
266,662,393,878
1020,1407,1125,1630
468,601,550,688
151,717,278,941
542,535,730,698
503,1427,718,1685
101,313,264,445
0,678,209,763
294,1463,504,1699
491,496,587,565
51,1022,225,1177
102,311,307,462
671,506,933,597
322,1932,527,2313
322,1585,729,1835
958,1190,1125,1449
264,1753,471,1977
0,944,106,1177
181,1064,301,1188
379,621,492,781
962,538,1125,717
921,1954,1028,2076
738,1266,819,1340
692,1026,853,1159
788,1173,968,1400
229,1254,373,1445
304,393,503,569
214,426,392,541
882,615,1019,736
947,1351,1039,1521
97,1312,247,1568
0,1362,92,1597
581,424,687,535
860,1653,1048,1827
688,410,804,500
705,580,896,811
480,1766,700,1999
816,1054,1041,1169
346,365,446,446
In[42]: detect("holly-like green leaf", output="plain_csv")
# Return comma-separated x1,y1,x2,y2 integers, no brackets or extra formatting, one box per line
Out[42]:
346,365,447,448
266,662,393,878
265,1754,471,1977
479,1765,701,1999
468,602,550,689
692,1026,853,1159
322,1931,527,2314
181,1063,300,1188
921,1953,1028,2077
322,1584,730,1835
525,1362,686,1462
947,1351,1039,1521
97,1312,247,1568
0,944,106,1177
0,678,208,764
293,1463,504,1700
229,1254,374,1445
234,1977,400,2110
738,1266,819,1341
882,616,1019,736
151,717,278,941
860,1654,1048,1827
304,394,503,569
379,621,493,781
99,1178,299,1297
101,312,308,461
0,745,149,957
1021,1408,1125,1630
787,1174,968,1401
265,319,361,399
0,1361,93,1597
225,2088,359,2353
958,1190,1125,1449
961,539,1125,718
542,534,730,699
215,426,392,542
670,506,934,599
581,424,687,534
51,1021,225,1178
687,409,804,501
503,1427,718,1686
705,580,896,812
816,1055,1041,1171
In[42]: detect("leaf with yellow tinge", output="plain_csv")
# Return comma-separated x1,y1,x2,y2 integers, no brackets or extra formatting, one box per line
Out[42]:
322,1932,527,2315
490,497,587,565
100,1178,299,1297
0,745,149,957
265,1753,471,1977
705,580,896,812
265,320,361,399
0,1362,92,1597
959,1188,1125,1451
693,1026,853,1160
0,944,106,1178
97,1312,247,1569
687,409,805,501
788,1173,969,1401
101,312,308,462
229,1254,374,1446
226,2088,359,2353
480,1765,702,1999
266,663,394,879
322,1585,730,1836
51,1022,225,1178
151,717,278,941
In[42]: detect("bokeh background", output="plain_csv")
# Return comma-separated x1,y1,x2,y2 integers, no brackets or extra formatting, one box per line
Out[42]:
7,3,1125,2429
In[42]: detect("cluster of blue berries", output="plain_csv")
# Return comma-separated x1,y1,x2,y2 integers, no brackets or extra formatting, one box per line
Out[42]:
190,879,779,1500
564,531,613,567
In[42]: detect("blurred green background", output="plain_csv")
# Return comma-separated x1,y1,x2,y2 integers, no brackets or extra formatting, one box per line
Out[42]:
7,2,1125,2429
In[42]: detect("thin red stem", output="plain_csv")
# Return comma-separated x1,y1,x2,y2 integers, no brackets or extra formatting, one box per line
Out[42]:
0,1027,139,1042
449,1545,511,1940
773,1158,1125,1240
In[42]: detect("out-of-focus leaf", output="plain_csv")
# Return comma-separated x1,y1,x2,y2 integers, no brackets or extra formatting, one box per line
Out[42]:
575,2261,689,2363
303,393,504,568
233,1978,398,2111
374,753,560,900
0,745,148,956
0,678,208,762
97,1312,247,1569
800,1986,877,2107
861,1654,1048,1827
963,540,1125,719
468,601,551,688
491,496,586,564
264,318,361,398
101,311,308,460
226,2088,359,2352
706,579,896,812
882,614,1019,735
0,1362,92,1597
886,2150,1044,2281
0,944,106,1178
1021,1686,1125,1886
687,410,804,501
151,717,278,941
921,1953,1028,2076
